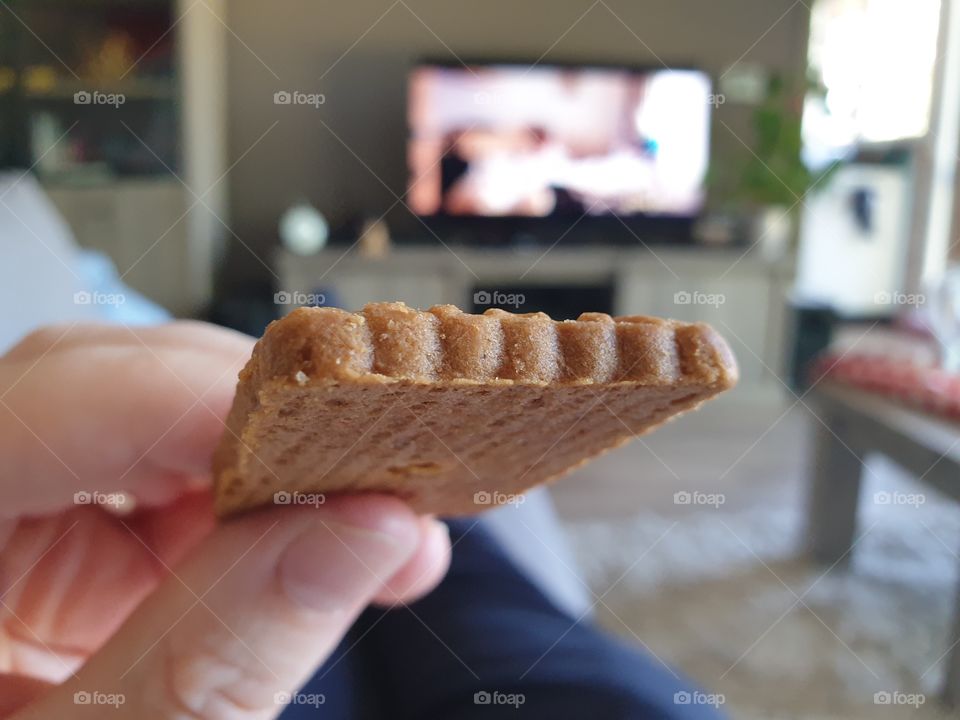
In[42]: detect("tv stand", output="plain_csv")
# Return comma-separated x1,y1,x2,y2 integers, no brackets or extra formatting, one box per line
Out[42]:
277,244,791,388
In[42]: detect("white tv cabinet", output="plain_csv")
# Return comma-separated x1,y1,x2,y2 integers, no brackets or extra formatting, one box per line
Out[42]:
277,245,792,388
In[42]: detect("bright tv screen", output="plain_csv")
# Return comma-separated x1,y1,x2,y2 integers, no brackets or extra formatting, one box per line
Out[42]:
407,63,712,219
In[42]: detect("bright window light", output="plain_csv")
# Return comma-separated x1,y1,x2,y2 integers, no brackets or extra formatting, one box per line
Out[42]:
804,0,942,159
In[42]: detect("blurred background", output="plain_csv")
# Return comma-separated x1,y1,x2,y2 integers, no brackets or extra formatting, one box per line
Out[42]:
2,0,960,717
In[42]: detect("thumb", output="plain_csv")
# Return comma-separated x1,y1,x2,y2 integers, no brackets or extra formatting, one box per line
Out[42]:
15,495,421,719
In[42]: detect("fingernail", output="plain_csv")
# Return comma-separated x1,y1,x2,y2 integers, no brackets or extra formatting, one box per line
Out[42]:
278,516,419,612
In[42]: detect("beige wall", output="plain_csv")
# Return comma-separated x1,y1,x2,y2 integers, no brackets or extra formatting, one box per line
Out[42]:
224,0,809,262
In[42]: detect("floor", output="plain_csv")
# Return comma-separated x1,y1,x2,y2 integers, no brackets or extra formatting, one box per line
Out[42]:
550,386,959,719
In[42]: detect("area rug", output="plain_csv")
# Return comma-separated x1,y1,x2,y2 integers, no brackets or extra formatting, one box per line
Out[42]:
562,455,959,719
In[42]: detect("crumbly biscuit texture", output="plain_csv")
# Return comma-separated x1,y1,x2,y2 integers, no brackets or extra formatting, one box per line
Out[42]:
213,303,737,516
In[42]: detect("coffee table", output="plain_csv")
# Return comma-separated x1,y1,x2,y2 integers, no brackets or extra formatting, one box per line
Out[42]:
806,382,960,702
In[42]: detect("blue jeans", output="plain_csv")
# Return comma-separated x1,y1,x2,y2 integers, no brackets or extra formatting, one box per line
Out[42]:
281,519,725,719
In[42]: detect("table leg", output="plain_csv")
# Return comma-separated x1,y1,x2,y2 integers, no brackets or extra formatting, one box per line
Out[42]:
806,411,864,566
943,576,960,705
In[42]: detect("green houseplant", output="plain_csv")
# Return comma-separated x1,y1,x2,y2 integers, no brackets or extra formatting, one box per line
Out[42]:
712,74,838,259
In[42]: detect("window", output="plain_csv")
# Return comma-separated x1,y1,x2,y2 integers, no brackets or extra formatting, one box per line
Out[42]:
803,0,942,165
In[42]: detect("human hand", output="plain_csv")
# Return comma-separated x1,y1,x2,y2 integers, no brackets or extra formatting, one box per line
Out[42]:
0,323,450,718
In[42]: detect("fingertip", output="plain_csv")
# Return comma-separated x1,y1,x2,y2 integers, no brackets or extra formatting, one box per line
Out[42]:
276,495,423,613
374,517,451,606
318,493,422,549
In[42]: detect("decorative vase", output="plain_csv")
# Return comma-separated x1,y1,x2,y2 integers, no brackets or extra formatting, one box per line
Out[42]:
279,202,328,256
754,205,793,262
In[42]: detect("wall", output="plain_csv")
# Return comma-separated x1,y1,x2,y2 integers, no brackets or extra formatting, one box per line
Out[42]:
223,0,810,279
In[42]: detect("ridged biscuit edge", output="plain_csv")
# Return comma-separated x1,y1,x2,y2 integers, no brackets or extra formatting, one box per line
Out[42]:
247,302,738,389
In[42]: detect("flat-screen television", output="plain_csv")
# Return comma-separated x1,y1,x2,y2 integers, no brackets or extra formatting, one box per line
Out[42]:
407,62,713,231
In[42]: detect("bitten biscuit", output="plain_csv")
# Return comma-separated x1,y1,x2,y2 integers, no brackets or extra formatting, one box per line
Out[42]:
213,303,737,516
